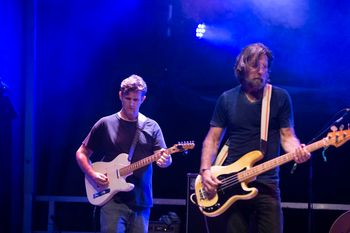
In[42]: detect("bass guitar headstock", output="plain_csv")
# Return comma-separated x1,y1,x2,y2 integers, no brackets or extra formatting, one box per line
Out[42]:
175,141,195,152
327,127,350,148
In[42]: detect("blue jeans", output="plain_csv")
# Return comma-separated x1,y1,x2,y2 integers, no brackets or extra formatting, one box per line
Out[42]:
226,181,283,233
100,201,150,233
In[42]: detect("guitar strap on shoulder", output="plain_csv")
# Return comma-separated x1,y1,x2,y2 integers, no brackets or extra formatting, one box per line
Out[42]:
128,113,148,162
213,84,272,165
260,84,272,155
214,139,229,166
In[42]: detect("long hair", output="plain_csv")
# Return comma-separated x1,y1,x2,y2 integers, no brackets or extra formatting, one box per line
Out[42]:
234,43,274,84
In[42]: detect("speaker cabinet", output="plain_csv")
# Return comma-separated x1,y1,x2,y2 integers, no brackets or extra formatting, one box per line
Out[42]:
186,173,228,233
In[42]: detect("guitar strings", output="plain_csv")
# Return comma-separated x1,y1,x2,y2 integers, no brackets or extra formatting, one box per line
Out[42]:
209,135,343,194
201,174,239,197
217,174,240,191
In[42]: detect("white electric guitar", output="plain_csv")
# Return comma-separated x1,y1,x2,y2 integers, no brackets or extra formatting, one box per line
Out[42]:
85,142,195,206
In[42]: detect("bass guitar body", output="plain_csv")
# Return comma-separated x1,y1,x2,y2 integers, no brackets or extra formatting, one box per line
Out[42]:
194,150,263,217
193,128,350,217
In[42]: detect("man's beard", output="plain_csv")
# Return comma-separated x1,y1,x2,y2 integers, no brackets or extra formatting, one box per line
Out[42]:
244,77,267,92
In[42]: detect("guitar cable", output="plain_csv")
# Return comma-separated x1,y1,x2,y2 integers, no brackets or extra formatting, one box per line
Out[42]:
203,215,211,233
92,206,99,233
190,192,212,233
91,156,105,233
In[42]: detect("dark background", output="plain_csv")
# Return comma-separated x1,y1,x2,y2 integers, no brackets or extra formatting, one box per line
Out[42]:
1,0,349,232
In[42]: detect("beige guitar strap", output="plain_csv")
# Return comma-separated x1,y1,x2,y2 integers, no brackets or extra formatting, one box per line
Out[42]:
260,83,272,155
214,140,229,166
214,84,272,165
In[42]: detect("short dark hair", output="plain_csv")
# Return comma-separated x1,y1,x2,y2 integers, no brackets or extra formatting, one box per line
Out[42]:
120,74,147,96
234,43,273,83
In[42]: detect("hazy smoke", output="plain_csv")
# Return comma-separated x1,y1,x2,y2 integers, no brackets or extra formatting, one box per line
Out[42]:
249,0,309,28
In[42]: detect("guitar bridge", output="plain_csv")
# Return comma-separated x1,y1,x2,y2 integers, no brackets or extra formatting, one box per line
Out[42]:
199,188,208,200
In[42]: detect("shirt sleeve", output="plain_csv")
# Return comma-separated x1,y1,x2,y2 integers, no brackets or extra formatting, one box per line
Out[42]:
278,89,294,129
210,93,227,128
152,122,167,151
82,118,105,152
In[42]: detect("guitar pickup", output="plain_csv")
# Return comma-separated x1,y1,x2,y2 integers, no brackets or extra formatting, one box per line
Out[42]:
93,188,110,199
199,188,207,200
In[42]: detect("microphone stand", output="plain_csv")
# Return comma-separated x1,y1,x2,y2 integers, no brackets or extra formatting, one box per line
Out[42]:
304,108,349,233
307,155,314,233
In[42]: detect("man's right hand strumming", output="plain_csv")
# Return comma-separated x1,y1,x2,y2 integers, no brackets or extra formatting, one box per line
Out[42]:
200,168,222,199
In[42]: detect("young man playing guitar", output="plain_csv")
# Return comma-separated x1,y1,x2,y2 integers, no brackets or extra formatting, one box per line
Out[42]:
76,74,172,233
200,43,311,233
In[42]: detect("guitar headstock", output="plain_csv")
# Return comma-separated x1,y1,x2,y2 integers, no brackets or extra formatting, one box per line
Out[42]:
175,141,195,152
327,129,350,147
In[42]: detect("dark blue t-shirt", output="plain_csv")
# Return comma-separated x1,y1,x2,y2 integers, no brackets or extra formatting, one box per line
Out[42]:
83,113,166,208
211,85,294,182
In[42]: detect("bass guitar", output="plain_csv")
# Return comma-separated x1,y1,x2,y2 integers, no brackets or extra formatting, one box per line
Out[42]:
85,142,195,206
192,129,350,217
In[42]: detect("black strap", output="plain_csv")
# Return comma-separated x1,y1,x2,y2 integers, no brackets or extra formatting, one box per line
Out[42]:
128,127,140,161
127,114,147,161
260,139,268,155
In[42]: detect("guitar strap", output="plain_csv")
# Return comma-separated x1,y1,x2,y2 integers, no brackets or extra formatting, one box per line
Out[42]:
214,140,229,166
260,83,272,155
127,113,147,162
214,84,272,165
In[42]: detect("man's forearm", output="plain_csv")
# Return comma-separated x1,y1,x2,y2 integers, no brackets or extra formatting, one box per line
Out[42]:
200,140,218,171
281,135,301,153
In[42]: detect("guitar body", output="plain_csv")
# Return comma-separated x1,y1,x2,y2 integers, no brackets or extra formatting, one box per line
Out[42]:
85,153,134,206
84,142,196,206
194,150,263,217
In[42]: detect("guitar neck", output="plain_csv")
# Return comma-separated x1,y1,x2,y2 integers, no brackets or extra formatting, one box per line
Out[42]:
119,146,176,176
238,138,329,181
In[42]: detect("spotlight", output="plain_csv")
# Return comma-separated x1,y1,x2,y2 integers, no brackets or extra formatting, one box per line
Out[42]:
195,23,206,38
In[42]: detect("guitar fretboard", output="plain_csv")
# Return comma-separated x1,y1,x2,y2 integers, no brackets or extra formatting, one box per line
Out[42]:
237,138,329,182
119,146,181,176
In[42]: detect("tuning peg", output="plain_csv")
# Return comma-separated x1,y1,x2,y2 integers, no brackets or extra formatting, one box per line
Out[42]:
330,125,338,132
339,124,344,131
